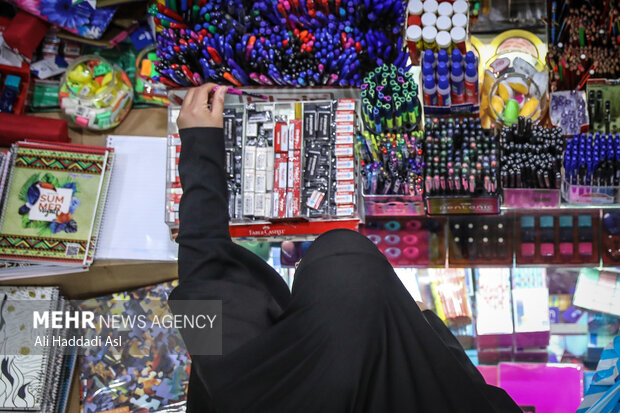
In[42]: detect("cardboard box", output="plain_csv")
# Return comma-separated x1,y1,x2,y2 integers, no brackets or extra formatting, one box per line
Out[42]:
275,122,288,152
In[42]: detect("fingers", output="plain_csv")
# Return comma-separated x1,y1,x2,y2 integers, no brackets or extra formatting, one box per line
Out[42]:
194,82,218,110
181,87,195,112
210,86,227,116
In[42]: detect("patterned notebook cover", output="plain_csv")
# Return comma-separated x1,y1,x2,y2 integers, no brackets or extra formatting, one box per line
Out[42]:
79,281,190,413
0,286,60,411
0,143,112,265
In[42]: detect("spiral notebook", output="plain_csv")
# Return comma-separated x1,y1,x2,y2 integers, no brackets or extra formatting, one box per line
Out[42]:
0,286,62,411
95,135,178,261
0,141,114,266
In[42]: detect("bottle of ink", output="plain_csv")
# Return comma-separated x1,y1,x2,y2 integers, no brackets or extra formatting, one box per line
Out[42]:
450,61,465,105
437,75,451,106
437,49,449,66
422,61,434,80
464,63,479,104
423,74,438,106
423,49,436,69
465,51,477,66
437,61,449,79
451,48,463,67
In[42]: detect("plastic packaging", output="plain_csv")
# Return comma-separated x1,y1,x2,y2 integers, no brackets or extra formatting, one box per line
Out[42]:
421,12,437,28
423,0,438,14
408,0,424,15
438,49,449,65
424,49,436,69
58,55,133,131
406,25,423,64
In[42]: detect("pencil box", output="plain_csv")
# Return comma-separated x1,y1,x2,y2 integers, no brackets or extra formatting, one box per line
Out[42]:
0,114,69,146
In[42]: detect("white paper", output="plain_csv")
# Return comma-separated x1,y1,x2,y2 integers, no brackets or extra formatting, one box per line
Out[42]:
95,136,178,261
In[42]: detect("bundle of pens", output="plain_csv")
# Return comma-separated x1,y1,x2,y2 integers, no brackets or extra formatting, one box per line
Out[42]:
150,0,409,87
423,117,499,196
499,117,564,189
360,64,421,133
547,0,620,90
564,132,620,186
358,130,425,196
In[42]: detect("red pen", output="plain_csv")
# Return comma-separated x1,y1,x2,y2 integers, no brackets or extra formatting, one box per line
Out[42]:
206,47,222,64
155,3,184,22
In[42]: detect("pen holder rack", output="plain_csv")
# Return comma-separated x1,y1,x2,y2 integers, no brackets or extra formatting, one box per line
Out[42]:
502,188,561,208
425,194,500,215
362,193,424,216
561,180,620,205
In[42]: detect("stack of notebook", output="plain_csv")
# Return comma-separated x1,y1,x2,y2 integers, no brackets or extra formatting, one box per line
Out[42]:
0,141,114,275
0,286,76,413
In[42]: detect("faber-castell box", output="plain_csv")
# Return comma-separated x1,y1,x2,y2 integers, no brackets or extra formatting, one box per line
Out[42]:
502,188,561,209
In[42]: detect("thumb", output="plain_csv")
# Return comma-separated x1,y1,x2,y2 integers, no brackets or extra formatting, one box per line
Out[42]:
211,86,227,115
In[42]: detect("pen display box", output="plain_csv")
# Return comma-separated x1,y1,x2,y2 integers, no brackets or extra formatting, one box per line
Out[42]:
360,217,445,267
362,193,425,216
165,88,362,235
448,215,513,266
423,116,500,215
502,188,560,208
561,180,620,205
514,211,600,266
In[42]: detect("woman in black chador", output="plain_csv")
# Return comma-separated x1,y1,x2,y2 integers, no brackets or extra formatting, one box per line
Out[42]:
169,83,521,413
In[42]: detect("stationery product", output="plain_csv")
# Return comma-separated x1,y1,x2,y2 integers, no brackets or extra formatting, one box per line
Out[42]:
360,64,421,133
428,268,472,325
489,73,544,125
360,217,444,266
423,117,500,212
134,45,170,106
421,48,479,112
0,286,74,413
562,132,620,204
58,55,133,131
501,363,584,413
549,91,588,136
515,212,599,265
0,74,20,113
602,210,620,265
0,141,114,266
475,268,514,360
79,281,190,413
95,136,178,261
7,0,115,40
546,0,620,90
448,215,512,266
511,268,550,350
407,0,470,62
330,99,357,217
499,119,564,195
576,336,620,413
586,82,620,134
153,0,408,87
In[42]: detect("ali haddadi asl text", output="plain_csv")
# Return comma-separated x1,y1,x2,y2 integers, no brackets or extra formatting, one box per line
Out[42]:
34,334,121,347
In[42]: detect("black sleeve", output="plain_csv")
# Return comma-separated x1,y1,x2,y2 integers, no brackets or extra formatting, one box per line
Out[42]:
170,126,291,338
422,309,521,412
